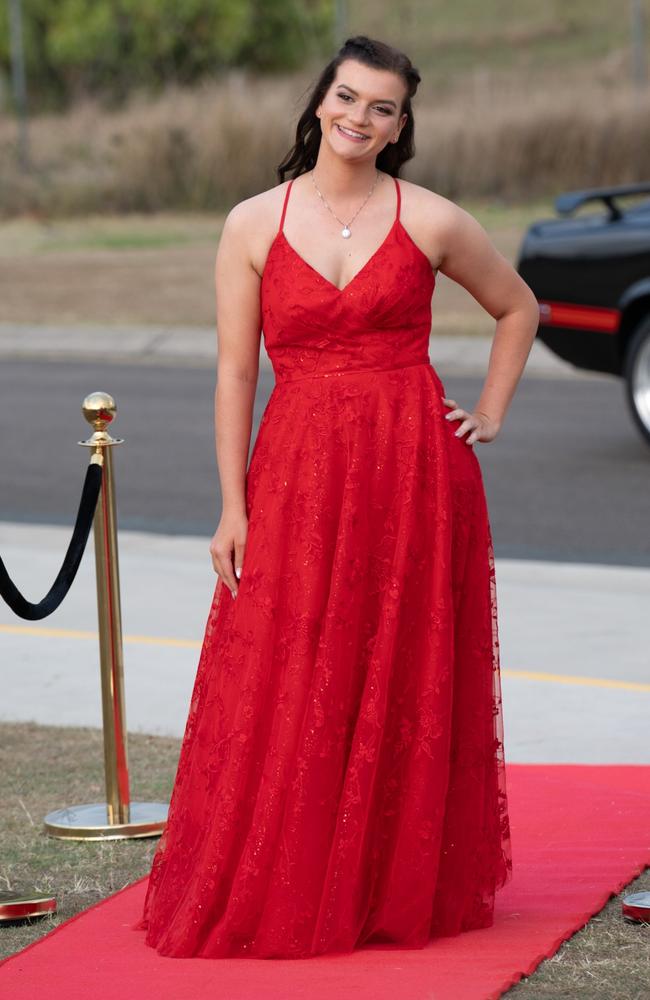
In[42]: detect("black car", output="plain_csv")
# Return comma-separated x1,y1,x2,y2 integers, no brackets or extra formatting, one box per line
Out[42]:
516,181,650,447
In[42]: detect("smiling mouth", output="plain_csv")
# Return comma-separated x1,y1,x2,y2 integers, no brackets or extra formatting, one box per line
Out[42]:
335,123,370,141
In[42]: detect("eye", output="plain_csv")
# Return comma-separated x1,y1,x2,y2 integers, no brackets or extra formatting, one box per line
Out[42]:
337,93,352,101
375,106,391,115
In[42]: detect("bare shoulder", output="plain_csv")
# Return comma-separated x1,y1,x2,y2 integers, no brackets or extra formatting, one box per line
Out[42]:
223,183,287,230
397,178,491,270
219,182,290,276
396,179,466,269
398,178,481,231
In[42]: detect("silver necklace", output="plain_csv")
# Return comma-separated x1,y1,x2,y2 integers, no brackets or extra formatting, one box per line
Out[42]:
310,169,380,238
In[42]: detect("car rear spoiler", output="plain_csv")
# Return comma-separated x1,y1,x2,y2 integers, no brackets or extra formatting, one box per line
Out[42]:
555,182,650,221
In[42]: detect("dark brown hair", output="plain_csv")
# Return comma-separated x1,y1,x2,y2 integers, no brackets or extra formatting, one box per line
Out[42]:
276,35,421,183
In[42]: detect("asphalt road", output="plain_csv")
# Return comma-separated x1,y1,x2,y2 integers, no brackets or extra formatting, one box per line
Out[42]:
1,358,648,566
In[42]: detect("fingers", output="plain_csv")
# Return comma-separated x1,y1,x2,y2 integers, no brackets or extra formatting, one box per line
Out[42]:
443,398,466,422
442,397,479,445
233,541,245,582
209,517,248,600
210,542,238,598
444,404,472,432
454,416,478,442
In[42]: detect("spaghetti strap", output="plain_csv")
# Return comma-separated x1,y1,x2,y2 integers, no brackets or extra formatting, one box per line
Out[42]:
279,179,294,234
393,176,401,221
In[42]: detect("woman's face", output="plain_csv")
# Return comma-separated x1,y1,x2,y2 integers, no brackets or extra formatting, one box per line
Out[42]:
316,59,408,161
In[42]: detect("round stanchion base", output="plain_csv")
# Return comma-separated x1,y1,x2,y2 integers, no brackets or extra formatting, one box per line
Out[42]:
622,891,650,924
0,890,57,921
43,801,168,840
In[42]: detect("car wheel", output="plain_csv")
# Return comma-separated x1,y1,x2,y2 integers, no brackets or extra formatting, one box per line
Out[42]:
623,315,650,447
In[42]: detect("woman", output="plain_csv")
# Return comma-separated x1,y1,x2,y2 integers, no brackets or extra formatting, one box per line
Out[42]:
135,35,539,959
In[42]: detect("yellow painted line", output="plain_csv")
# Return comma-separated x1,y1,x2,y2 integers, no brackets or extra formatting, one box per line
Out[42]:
0,623,200,649
1,625,648,691
502,668,650,693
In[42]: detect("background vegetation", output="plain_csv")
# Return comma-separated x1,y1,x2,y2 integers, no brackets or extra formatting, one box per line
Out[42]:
0,0,332,106
1,1,650,215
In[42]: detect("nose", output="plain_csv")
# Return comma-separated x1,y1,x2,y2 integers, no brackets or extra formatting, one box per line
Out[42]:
348,104,370,126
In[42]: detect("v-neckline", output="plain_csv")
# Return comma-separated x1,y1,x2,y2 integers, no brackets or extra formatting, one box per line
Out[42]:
277,218,400,294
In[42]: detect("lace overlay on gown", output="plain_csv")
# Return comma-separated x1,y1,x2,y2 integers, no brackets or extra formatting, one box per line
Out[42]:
134,174,513,958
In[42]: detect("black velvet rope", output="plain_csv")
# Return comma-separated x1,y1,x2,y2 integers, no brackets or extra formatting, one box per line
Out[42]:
0,463,103,620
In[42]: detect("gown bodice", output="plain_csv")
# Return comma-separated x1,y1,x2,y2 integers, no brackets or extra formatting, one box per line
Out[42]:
260,174,437,384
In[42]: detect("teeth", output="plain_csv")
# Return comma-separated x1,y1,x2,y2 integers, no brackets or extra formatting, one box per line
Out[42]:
338,124,367,139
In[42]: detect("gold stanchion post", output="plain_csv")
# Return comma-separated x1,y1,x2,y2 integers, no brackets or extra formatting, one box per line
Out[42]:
43,392,168,840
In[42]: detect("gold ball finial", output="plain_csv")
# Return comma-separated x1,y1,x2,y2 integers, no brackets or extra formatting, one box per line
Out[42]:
82,392,116,432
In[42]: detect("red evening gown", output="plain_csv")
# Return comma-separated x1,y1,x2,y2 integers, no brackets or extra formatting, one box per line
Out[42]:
134,174,513,959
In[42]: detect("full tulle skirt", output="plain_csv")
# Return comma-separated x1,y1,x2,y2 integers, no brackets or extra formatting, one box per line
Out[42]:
134,361,512,959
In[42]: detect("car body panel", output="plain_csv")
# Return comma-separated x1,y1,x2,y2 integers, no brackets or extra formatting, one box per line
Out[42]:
517,184,650,377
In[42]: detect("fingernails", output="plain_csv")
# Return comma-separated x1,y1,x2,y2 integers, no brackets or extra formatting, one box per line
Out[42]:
235,567,242,579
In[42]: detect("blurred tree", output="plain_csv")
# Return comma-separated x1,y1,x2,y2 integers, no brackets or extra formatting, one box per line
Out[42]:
0,0,65,108
0,0,333,109
237,0,333,71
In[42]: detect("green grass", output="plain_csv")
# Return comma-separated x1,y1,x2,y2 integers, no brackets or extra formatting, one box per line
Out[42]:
55,232,199,251
0,213,222,256
461,197,558,228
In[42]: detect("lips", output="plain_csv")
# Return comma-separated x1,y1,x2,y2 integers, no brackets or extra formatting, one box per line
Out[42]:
335,123,369,141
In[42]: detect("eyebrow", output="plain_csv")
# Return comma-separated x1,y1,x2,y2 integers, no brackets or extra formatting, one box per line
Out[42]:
335,83,398,109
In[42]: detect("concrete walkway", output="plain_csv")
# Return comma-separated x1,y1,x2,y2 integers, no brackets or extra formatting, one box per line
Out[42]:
1,521,648,764
0,321,609,379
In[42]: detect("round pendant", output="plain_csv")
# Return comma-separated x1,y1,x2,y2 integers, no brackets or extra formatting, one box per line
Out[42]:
341,227,351,238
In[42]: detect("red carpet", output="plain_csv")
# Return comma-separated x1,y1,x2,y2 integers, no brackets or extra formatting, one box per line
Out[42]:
1,764,649,1000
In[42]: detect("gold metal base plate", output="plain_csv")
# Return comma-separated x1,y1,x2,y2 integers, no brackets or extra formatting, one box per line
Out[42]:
0,890,57,921
43,801,168,840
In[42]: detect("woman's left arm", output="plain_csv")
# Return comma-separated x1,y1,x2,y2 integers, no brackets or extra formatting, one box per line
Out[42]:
434,200,541,445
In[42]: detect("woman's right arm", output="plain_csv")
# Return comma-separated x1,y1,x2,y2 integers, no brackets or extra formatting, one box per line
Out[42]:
209,202,263,599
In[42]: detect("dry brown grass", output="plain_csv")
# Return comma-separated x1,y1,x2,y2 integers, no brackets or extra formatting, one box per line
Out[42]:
2,64,650,218
0,720,648,995
0,721,179,960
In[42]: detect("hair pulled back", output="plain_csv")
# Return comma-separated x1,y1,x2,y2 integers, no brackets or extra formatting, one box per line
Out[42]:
276,36,421,183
